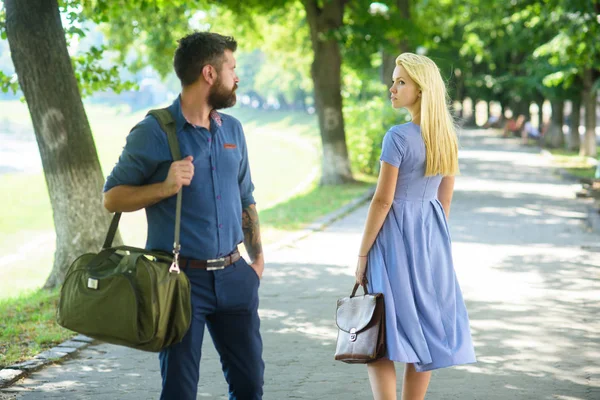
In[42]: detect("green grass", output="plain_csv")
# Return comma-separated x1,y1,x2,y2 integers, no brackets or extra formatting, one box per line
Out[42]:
0,174,52,234
228,108,319,140
564,167,597,179
0,288,73,368
259,175,376,244
261,176,376,230
547,147,600,159
546,148,599,180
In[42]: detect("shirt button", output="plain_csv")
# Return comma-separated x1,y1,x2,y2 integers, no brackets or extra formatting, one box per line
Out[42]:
208,138,211,142
212,167,216,171
219,224,223,228
217,195,221,200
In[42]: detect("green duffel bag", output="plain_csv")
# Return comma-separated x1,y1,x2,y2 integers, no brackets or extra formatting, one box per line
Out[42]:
56,108,192,352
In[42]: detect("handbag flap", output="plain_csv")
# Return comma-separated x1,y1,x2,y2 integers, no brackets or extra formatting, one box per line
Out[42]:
335,294,379,334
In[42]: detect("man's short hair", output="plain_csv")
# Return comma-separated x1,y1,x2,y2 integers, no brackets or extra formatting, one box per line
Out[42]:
174,32,237,87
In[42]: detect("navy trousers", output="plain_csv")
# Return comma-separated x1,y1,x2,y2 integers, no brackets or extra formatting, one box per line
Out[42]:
159,257,264,400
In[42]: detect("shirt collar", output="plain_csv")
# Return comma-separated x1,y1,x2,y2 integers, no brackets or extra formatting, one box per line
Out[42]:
210,109,223,127
170,95,223,134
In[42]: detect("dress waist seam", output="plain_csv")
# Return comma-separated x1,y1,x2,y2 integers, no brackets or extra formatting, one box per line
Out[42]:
394,197,437,202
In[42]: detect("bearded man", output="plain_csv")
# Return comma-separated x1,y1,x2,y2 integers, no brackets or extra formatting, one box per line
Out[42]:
103,32,264,400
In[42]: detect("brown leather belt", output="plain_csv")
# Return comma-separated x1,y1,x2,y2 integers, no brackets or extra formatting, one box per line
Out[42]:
180,249,240,271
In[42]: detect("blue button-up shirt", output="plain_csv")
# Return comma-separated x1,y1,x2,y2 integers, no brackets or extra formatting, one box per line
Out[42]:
103,96,255,260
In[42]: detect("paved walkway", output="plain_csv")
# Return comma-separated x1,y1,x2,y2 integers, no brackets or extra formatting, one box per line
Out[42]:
2,129,599,399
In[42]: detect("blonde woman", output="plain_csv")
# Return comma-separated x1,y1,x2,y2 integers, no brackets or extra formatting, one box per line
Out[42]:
355,53,476,400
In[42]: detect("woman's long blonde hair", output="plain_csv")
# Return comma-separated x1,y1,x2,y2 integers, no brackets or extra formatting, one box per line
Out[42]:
396,53,459,176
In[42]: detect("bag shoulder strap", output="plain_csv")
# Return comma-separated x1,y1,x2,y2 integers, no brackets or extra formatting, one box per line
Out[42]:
147,108,181,160
146,108,183,258
103,107,183,259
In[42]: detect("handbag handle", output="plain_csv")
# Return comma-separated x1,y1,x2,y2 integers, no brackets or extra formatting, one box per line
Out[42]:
350,283,369,297
102,108,183,272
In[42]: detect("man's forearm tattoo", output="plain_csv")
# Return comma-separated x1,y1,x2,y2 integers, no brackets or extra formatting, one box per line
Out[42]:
242,205,263,262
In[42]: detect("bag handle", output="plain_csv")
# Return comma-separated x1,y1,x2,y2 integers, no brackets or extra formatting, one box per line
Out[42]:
350,283,369,297
102,107,184,273
102,212,121,250
91,246,174,268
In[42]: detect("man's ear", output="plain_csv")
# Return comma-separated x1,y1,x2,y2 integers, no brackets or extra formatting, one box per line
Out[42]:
202,65,215,84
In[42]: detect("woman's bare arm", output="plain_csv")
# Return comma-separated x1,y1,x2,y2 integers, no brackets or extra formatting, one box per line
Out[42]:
358,162,399,257
437,176,455,218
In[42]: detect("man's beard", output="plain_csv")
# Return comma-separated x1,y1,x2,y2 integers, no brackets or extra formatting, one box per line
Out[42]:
208,77,237,110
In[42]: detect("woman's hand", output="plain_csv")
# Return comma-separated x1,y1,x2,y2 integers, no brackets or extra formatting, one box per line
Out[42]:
355,256,368,285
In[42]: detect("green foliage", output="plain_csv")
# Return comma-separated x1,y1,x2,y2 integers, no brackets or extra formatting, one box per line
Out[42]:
71,46,137,96
85,1,265,78
0,70,19,94
346,98,410,176
95,6,191,78
1,0,137,98
344,96,394,176
533,0,600,91
0,4,13,94
414,0,595,111
247,3,313,105
0,4,6,40
342,69,409,175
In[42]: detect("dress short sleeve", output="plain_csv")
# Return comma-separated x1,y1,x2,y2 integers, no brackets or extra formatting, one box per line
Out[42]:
380,127,407,168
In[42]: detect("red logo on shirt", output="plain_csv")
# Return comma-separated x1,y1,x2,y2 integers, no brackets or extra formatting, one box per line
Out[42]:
224,143,237,149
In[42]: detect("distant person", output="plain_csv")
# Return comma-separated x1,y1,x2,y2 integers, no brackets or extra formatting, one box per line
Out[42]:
103,32,264,399
355,53,476,399
503,114,525,137
483,114,502,128
521,119,542,144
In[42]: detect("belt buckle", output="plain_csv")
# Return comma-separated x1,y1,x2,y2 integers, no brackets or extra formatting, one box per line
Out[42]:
206,257,226,271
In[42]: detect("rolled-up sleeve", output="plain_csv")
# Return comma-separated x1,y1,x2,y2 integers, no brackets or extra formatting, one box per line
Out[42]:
103,117,168,192
237,126,256,208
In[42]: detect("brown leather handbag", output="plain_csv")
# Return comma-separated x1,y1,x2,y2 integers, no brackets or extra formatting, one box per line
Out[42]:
334,283,386,363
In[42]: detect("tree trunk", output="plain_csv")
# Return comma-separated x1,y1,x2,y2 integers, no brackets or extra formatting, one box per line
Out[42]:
499,100,507,120
463,98,477,127
568,97,582,151
544,100,565,149
276,93,290,110
380,0,411,85
381,51,396,87
581,68,597,157
536,100,544,126
303,0,354,185
5,0,120,288
512,100,530,121
293,88,307,111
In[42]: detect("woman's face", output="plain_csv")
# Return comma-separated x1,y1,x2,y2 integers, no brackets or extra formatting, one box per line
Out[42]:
389,65,420,110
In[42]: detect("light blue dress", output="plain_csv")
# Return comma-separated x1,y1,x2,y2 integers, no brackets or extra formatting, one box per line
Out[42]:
366,122,476,372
